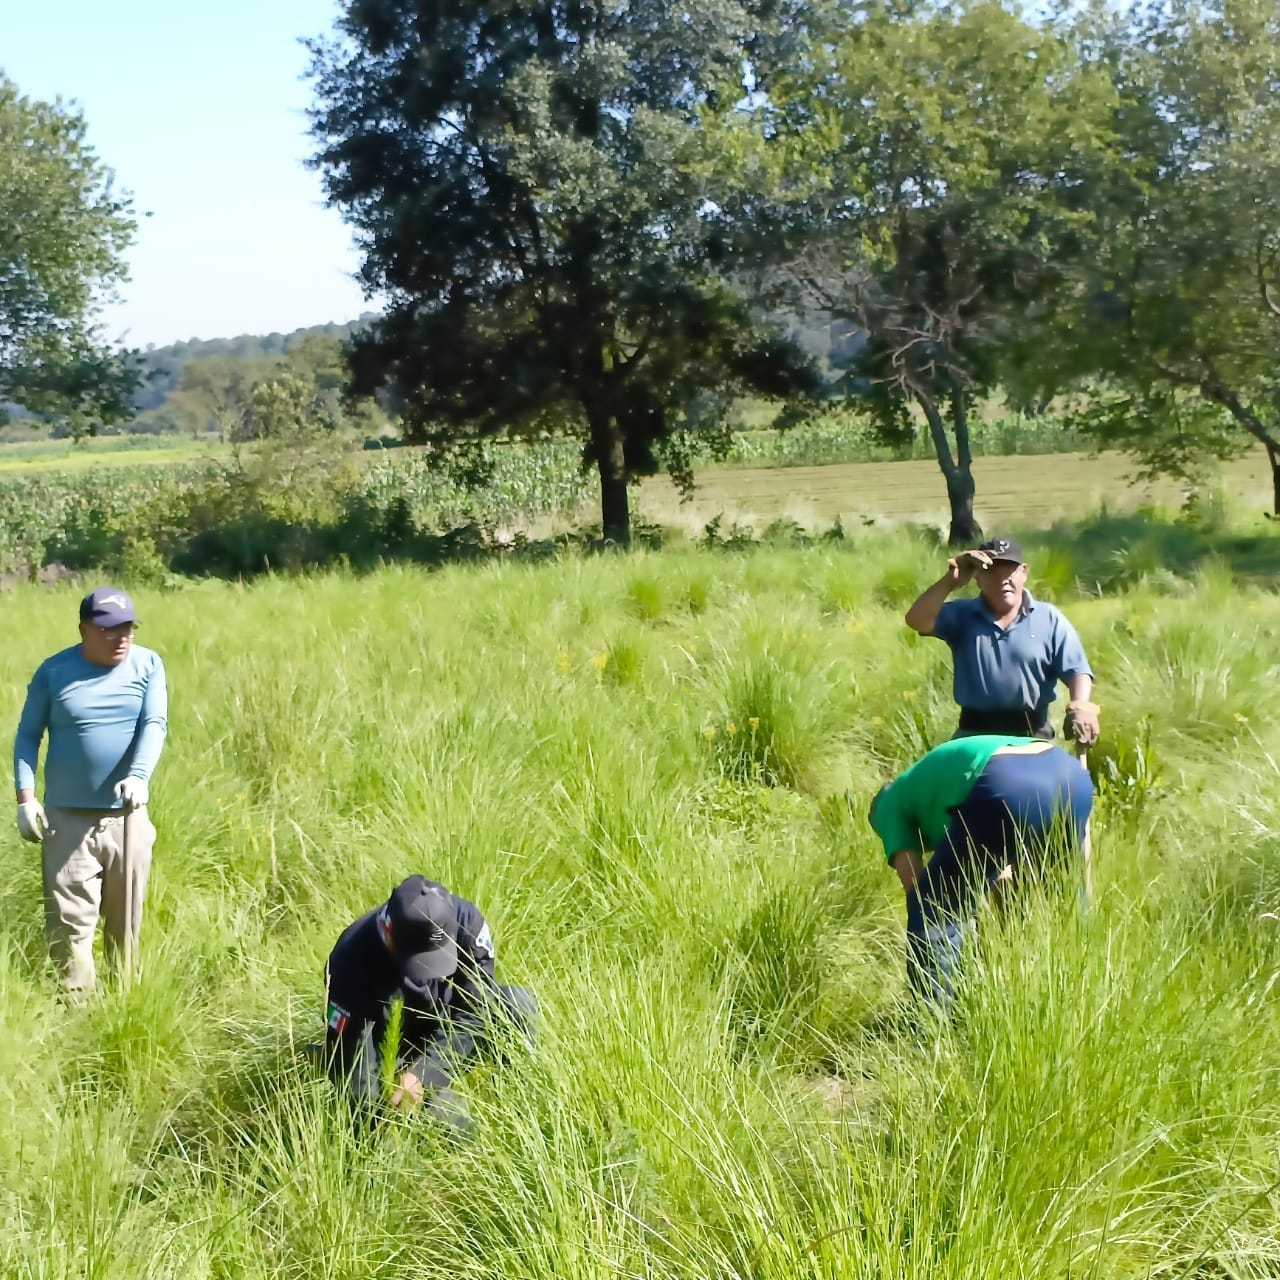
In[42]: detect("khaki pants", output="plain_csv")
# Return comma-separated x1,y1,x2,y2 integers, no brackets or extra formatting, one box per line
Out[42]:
42,805,156,993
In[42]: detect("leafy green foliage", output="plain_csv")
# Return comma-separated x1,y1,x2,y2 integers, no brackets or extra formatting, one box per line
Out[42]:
1058,0,1280,505
306,0,819,543
0,412,1092,579
745,0,1118,541
0,73,140,435
0,440,597,578
132,315,380,414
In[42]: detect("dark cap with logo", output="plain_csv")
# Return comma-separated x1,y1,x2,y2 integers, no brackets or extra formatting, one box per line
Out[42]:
79,587,137,628
977,535,1024,565
383,875,459,982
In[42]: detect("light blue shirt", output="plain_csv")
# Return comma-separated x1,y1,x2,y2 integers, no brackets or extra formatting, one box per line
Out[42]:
932,589,1091,720
14,644,168,809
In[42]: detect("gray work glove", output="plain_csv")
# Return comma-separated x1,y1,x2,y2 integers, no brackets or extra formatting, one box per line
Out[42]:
114,777,149,810
1063,700,1101,748
17,799,48,843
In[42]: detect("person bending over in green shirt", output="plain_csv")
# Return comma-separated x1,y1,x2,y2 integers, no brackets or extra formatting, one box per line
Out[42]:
869,735,1094,1011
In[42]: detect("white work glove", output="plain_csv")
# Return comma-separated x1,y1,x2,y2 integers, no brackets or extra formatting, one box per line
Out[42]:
17,799,48,843
114,777,149,810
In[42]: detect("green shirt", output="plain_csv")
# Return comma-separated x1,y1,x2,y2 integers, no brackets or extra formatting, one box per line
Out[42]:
870,735,1032,861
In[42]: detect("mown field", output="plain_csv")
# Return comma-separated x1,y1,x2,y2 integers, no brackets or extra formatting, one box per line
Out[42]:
0,435,222,473
636,450,1278,532
0,531,1277,1278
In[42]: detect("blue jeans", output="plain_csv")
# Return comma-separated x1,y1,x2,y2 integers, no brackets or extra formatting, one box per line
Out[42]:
907,748,1093,1010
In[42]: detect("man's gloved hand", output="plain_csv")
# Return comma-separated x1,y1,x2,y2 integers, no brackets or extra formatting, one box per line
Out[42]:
114,777,149,810
16,799,48,843
1064,700,1101,747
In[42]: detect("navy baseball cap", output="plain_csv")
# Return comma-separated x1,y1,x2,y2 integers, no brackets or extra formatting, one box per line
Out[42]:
79,587,137,628
384,875,459,982
977,535,1024,565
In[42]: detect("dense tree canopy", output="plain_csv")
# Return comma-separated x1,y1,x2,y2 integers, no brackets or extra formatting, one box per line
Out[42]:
6,0,1274,542
1054,0,1280,511
307,0,818,543
134,315,379,414
0,73,139,434
753,0,1117,542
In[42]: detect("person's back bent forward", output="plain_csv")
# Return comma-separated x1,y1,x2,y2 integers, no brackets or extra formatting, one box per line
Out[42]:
323,874,536,1130
869,735,1094,1011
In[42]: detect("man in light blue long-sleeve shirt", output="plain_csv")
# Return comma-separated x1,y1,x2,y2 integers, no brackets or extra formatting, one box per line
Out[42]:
14,586,168,993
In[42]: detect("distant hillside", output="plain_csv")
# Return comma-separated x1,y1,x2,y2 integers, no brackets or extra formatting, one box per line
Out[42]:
135,313,381,411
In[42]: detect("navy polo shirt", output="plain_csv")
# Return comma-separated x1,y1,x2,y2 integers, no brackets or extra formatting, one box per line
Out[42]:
931,589,1091,719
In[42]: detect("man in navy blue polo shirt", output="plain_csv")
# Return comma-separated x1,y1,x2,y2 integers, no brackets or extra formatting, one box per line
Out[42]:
905,535,1099,744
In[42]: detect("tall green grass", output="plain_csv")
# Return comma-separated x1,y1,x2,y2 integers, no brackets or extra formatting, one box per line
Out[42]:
0,537,1277,1277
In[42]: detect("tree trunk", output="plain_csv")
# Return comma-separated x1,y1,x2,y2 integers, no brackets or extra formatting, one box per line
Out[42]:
915,389,983,546
585,397,630,546
944,465,981,546
948,389,983,544
1196,372,1280,517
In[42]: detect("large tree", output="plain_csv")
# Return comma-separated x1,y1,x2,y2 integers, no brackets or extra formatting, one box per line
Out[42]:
1055,0,1280,510
306,0,816,544
755,0,1115,543
0,73,139,433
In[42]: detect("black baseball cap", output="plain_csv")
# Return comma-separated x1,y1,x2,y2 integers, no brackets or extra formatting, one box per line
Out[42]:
977,535,1024,565
383,875,459,982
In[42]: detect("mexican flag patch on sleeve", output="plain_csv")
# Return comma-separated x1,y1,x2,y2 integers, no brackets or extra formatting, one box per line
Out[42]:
326,1001,350,1035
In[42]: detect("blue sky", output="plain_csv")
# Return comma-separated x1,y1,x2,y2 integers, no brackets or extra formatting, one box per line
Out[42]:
2,0,371,347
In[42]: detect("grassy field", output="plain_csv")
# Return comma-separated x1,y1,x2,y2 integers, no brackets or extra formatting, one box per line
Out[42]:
637,449,1277,533
0,436,221,473
5,433,1275,584
0,532,1277,1278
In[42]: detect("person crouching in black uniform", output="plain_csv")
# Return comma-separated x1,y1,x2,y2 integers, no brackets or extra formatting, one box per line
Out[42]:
323,874,536,1130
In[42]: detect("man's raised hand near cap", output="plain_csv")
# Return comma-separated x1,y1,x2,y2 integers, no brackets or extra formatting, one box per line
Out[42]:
16,794,48,843
948,548,993,587
905,549,992,635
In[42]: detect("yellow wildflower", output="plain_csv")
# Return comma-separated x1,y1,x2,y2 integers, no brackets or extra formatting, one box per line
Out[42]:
748,716,760,732
556,651,571,673
726,722,738,737
903,690,919,702
702,725,717,740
